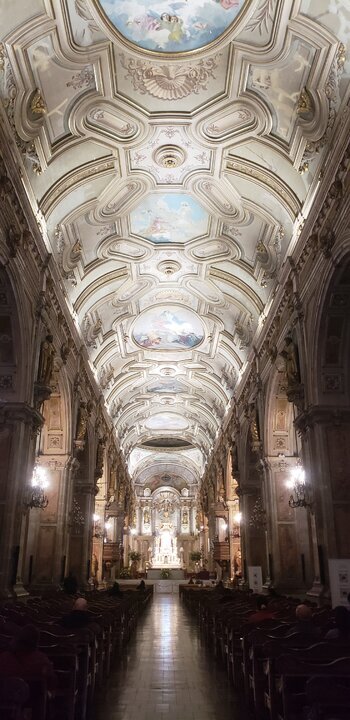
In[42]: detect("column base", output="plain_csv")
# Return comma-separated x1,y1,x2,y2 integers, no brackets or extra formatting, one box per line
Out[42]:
306,579,326,604
13,580,29,598
262,576,272,593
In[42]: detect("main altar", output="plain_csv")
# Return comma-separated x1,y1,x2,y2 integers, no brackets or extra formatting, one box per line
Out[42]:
126,486,200,576
153,521,181,568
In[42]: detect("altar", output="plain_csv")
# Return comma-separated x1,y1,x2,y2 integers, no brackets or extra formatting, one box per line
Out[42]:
147,569,185,580
152,521,181,568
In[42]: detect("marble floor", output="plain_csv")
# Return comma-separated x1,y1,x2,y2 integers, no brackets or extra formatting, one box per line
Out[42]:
93,594,248,720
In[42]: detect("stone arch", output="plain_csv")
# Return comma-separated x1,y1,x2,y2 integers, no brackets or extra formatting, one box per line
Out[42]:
263,367,314,591
24,367,74,589
306,249,350,564
314,250,350,406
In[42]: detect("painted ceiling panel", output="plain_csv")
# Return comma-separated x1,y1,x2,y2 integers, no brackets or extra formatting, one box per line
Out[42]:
1,0,349,492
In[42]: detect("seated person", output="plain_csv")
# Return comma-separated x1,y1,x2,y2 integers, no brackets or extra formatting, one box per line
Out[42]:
285,603,321,638
60,597,92,629
109,581,123,597
0,625,56,714
62,571,78,595
246,595,276,624
325,605,350,641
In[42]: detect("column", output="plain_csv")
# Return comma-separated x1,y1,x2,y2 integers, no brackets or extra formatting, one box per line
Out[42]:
0,403,43,598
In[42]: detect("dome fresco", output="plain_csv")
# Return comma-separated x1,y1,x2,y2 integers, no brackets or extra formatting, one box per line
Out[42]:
98,0,246,53
132,306,205,350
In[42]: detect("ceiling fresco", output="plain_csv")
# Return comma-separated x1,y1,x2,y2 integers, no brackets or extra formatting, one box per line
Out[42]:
1,0,350,494
98,0,247,53
130,193,209,243
132,306,205,350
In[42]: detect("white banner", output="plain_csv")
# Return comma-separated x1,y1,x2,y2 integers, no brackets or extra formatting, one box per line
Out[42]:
328,559,350,608
248,565,263,593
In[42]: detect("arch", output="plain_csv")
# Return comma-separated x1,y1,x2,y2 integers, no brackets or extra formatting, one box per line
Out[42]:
263,366,314,591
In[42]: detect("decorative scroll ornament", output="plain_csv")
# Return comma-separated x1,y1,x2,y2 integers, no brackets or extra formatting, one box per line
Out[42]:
249,496,266,528
120,55,220,100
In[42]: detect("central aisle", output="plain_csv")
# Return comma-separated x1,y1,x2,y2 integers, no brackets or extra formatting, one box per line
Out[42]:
94,593,247,720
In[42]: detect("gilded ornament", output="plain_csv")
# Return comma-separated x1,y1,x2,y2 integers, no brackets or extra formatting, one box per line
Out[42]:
296,87,313,117
30,89,46,116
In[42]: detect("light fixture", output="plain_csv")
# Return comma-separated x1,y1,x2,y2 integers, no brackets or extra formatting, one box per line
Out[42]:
25,464,49,510
233,512,242,524
287,460,311,509
92,514,103,538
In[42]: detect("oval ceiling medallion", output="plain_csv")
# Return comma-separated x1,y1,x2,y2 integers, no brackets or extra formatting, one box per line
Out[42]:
98,1,247,54
132,305,204,349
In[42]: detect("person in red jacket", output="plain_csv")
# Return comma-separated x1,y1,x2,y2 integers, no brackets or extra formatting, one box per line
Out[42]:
246,595,276,624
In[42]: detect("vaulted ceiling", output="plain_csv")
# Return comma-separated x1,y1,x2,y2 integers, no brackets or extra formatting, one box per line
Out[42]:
1,0,349,492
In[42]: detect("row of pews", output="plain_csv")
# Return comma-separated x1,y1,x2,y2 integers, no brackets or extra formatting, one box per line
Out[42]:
180,585,350,720
0,586,153,719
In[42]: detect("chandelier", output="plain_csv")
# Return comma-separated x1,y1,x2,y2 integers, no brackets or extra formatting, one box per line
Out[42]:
286,460,311,509
25,464,49,510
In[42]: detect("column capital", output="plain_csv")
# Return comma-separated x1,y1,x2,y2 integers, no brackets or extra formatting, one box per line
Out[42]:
0,402,44,433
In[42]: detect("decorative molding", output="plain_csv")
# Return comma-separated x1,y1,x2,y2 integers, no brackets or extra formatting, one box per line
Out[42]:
120,54,220,100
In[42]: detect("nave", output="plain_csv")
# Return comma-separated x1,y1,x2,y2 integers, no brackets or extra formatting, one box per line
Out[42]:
94,594,246,720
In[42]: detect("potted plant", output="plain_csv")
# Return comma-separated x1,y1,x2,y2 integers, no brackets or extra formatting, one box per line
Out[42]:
129,550,141,578
190,551,202,563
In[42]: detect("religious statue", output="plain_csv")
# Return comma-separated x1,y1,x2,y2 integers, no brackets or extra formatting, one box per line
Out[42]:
249,404,260,444
91,553,99,579
95,438,105,479
144,505,150,525
182,507,189,526
234,548,242,577
162,499,171,519
280,335,300,387
76,401,88,441
37,333,55,385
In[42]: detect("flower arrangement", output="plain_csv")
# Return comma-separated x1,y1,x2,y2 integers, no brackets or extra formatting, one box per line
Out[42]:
190,551,202,563
119,567,131,578
129,551,141,562
160,568,171,579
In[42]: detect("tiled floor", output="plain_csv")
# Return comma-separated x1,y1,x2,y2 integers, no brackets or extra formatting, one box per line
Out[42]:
93,593,248,720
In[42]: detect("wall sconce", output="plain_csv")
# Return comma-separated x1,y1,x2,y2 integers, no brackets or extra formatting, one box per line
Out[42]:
230,512,242,539
286,461,312,509
25,464,49,510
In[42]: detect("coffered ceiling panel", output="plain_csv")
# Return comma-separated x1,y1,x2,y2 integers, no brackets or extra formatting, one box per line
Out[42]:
1,0,349,493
